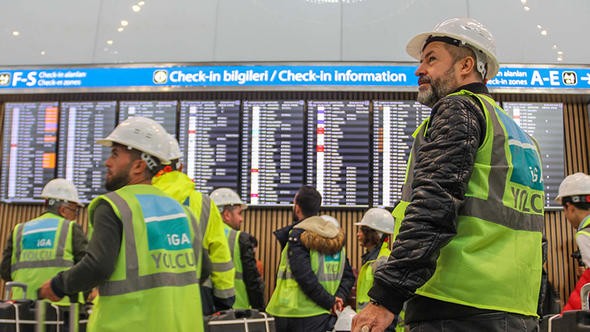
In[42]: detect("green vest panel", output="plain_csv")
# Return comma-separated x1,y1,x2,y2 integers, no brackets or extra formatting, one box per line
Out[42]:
394,92,544,317
356,242,390,312
266,243,345,317
11,213,75,305
226,227,249,309
87,185,204,332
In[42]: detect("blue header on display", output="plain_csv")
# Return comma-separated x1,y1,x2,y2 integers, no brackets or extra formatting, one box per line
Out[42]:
0,64,588,92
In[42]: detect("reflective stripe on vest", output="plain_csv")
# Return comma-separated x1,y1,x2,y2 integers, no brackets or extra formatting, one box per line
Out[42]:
12,217,73,271
395,91,544,316
99,191,202,297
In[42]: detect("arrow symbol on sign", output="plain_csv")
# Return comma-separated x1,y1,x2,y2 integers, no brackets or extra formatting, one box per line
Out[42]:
582,73,590,85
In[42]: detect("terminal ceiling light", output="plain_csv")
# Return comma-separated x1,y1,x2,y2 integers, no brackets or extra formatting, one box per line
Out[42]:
121,20,129,27
40,51,45,55
138,1,145,6
118,27,124,32
11,31,19,37
106,40,114,45
132,5,141,12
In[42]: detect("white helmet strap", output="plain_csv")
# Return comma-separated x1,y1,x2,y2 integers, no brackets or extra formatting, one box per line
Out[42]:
140,152,160,172
424,35,488,80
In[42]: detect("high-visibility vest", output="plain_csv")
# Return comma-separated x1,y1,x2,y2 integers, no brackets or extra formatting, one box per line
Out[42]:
225,226,250,309
356,242,390,312
266,241,346,317
10,212,76,305
87,184,204,332
392,91,544,317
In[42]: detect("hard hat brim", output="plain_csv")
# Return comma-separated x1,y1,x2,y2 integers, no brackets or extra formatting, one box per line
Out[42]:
406,31,499,80
96,137,172,164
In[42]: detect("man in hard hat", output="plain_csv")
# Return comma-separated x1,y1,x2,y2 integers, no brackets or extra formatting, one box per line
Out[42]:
353,18,544,331
38,117,206,332
557,172,590,311
210,187,265,311
153,135,236,315
1,178,88,304
266,185,355,332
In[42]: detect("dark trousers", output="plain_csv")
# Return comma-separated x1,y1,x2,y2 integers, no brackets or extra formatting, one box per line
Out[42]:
275,314,333,332
408,312,539,332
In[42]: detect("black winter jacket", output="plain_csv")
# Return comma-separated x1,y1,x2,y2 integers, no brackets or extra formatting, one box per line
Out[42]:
368,83,491,321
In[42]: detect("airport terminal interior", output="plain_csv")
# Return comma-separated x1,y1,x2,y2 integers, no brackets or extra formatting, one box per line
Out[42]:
0,0,589,318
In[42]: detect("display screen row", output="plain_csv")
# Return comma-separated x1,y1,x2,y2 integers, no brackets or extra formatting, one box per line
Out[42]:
0,100,565,208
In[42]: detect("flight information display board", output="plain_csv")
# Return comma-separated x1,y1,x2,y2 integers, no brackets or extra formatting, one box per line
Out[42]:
373,101,432,207
1,102,59,203
119,100,178,135
307,100,370,206
178,100,241,195
57,101,117,203
503,102,565,208
241,100,305,205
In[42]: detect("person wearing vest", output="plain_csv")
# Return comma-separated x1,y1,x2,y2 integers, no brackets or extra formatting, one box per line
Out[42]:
210,188,265,311
153,135,236,315
354,208,400,332
352,18,544,332
1,178,88,305
38,117,206,332
267,185,355,332
557,172,590,311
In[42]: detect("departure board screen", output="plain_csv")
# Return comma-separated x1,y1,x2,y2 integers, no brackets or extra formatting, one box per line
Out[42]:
503,102,565,208
119,100,178,135
1,102,59,203
242,100,305,205
307,101,370,206
178,100,241,194
373,101,432,207
57,101,117,203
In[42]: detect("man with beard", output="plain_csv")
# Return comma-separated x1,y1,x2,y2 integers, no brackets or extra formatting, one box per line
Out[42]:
266,185,355,332
353,18,544,332
38,117,206,332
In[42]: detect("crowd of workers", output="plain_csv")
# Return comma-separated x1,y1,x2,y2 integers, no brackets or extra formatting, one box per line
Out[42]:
0,16,587,332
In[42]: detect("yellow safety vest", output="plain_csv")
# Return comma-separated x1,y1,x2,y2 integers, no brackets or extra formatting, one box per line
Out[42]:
10,212,76,305
266,242,345,317
356,242,390,312
87,184,204,332
392,91,544,317
225,226,250,309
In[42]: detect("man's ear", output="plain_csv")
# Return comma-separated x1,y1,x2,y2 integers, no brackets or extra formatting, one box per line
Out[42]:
460,56,476,75
130,158,147,176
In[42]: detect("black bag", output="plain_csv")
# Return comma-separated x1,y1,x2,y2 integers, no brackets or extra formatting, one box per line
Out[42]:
205,309,275,332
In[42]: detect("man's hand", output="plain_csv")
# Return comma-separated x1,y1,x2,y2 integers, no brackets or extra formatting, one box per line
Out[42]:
38,280,62,302
331,296,344,315
351,302,395,332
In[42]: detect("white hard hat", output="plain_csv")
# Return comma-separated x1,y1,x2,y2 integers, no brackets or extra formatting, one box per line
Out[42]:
210,188,247,210
41,178,83,206
166,134,182,161
406,17,499,80
355,208,394,234
97,117,171,164
556,172,590,203
320,215,339,228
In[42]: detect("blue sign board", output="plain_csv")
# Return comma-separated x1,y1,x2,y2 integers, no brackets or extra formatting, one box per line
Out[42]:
0,64,588,92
